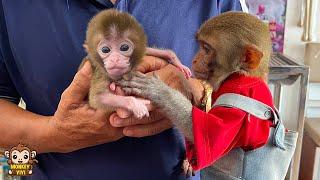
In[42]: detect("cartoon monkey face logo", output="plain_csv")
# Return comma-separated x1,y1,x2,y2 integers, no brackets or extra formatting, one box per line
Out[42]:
10,149,34,164
3,143,37,176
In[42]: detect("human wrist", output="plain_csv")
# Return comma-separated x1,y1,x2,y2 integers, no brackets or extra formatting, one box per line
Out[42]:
43,115,72,153
22,115,57,153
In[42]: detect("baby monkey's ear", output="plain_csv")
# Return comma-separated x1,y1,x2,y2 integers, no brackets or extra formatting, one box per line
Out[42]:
242,44,263,70
83,44,89,53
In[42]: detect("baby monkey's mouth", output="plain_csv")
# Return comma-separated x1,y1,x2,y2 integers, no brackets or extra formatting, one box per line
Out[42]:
107,66,130,80
108,67,128,74
18,160,23,164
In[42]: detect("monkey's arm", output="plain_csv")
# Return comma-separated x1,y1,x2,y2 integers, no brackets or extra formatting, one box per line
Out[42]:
117,72,194,140
146,48,192,78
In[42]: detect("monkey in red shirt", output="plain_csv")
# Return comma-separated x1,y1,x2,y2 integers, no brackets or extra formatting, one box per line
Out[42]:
118,12,272,173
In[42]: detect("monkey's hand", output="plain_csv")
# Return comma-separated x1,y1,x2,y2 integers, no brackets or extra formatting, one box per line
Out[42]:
117,72,194,140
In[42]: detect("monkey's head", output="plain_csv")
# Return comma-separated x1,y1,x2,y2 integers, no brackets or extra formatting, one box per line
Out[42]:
192,12,272,90
85,9,147,80
4,144,37,165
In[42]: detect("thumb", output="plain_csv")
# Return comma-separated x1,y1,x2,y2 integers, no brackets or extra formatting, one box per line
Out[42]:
63,61,92,103
116,108,131,118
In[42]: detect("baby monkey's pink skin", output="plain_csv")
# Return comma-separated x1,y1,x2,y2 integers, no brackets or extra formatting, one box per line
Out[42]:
95,36,150,119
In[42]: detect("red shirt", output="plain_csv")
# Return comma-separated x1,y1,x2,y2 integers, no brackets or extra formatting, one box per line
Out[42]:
187,73,273,170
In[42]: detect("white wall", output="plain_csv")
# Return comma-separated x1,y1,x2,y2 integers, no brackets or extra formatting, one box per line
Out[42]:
280,0,320,128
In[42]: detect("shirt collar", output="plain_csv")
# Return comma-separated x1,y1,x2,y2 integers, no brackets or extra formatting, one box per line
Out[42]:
93,0,114,8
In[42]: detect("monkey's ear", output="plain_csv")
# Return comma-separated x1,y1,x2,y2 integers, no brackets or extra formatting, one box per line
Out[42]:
4,151,10,158
83,44,89,53
243,45,263,70
31,151,36,158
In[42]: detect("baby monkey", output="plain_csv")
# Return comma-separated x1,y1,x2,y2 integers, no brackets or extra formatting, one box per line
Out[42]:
80,9,191,118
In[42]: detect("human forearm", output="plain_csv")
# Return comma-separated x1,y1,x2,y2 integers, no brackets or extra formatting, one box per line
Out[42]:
1,62,124,154
0,99,53,153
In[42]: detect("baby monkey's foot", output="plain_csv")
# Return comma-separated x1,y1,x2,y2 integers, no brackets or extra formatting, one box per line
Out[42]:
176,64,192,79
159,50,192,79
125,97,150,119
182,159,195,177
146,47,192,79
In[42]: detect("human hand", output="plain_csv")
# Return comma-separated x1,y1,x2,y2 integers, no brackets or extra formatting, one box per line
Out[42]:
110,56,204,138
47,61,124,153
110,108,173,137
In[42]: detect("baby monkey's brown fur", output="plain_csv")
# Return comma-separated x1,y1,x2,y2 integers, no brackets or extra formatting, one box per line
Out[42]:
80,9,192,119
79,9,147,118
85,10,147,71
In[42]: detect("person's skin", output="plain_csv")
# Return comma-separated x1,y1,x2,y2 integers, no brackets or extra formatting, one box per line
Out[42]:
0,56,204,153
0,62,124,153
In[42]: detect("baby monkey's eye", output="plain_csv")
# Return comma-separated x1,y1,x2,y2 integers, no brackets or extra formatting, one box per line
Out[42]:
101,46,111,54
24,155,29,159
120,44,130,51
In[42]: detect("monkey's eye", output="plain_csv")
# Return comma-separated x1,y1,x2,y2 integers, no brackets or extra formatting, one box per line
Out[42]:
120,44,130,52
13,155,17,159
101,46,111,54
24,155,29,159
203,44,211,54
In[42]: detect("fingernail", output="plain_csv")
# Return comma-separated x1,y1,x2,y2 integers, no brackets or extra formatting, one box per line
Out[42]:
124,129,133,136
114,118,123,126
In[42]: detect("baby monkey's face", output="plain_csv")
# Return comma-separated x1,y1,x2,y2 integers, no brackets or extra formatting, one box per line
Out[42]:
97,36,134,80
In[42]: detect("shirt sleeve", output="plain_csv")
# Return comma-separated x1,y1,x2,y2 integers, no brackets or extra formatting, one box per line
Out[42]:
0,52,20,104
219,0,243,13
0,1,20,104
188,106,247,170
115,0,129,12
